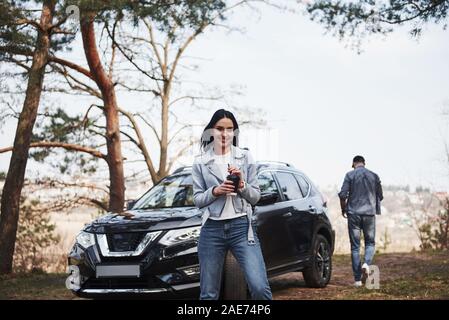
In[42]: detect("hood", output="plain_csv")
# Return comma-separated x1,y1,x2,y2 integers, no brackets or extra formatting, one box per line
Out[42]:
84,207,202,233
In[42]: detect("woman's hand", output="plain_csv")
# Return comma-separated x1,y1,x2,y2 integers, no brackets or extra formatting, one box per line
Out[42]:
228,166,245,189
118,211,134,219
212,180,236,196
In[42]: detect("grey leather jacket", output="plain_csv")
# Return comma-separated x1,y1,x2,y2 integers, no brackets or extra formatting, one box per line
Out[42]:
192,144,261,244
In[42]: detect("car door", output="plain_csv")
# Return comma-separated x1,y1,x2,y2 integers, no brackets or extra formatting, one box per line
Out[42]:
293,174,316,258
274,171,314,261
253,170,293,269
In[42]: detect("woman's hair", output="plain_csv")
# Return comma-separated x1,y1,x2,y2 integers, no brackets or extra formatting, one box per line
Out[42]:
200,109,239,151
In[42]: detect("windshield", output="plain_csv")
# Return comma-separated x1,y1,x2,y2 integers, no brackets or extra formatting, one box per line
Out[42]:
133,174,194,209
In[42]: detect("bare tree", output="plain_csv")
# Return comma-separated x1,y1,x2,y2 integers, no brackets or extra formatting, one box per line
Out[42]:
108,0,269,182
406,189,440,249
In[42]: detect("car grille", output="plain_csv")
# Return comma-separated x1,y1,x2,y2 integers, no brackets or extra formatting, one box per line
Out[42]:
107,233,146,252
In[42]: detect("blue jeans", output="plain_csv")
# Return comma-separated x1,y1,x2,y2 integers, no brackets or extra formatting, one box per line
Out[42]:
198,216,272,300
347,214,376,281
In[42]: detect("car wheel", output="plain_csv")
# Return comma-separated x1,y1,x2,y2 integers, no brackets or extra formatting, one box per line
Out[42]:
222,251,250,300
302,234,332,288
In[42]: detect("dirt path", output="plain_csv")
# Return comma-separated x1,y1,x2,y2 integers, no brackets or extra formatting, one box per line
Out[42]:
271,251,449,300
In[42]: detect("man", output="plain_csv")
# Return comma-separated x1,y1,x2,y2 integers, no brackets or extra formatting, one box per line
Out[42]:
338,155,383,287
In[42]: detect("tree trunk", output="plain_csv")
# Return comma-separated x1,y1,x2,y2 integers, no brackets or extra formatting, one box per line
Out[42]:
0,0,56,274
80,12,125,213
159,94,169,179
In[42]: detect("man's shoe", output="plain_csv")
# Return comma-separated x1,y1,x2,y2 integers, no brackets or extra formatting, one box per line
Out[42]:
353,281,363,287
361,263,370,283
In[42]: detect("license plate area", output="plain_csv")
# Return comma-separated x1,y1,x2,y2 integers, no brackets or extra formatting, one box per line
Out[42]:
96,264,141,278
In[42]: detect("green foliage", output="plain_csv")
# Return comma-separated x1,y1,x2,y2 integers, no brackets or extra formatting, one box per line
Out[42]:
70,0,226,30
0,171,5,181
31,107,100,175
306,0,449,43
0,1,75,63
13,198,60,273
1,0,228,59
416,186,431,193
32,107,86,143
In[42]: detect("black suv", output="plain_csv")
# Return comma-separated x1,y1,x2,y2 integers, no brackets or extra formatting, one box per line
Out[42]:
67,161,335,299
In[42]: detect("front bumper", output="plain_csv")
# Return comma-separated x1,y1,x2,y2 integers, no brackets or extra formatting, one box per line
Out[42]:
67,236,201,298
75,283,200,299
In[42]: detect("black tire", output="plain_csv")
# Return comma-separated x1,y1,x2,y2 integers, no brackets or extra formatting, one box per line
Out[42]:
222,251,250,300
302,234,332,288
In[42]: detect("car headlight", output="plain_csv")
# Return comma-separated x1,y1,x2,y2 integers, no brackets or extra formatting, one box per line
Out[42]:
158,226,201,246
76,231,96,249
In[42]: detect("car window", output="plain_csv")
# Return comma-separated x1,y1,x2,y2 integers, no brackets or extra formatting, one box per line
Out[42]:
276,172,303,201
133,174,194,209
309,186,317,197
295,174,310,197
257,171,279,195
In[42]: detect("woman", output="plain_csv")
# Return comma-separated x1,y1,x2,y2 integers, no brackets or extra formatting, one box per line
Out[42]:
192,109,272,300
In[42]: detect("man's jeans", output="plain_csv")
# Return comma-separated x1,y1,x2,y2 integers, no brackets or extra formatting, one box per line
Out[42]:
198,216,272,300
347,214,376,281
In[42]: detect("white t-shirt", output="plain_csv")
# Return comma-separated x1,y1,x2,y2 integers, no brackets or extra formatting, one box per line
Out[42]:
209,150,246,221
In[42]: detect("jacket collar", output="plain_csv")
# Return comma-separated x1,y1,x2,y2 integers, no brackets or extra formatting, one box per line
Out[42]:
200,144,245,164
199,144,246,182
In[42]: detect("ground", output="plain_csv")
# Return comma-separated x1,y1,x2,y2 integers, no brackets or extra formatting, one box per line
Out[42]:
271,250,449,300
1,251,448,300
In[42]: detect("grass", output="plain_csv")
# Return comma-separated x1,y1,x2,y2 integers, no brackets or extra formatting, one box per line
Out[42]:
1,251,449,299
0,271,74,300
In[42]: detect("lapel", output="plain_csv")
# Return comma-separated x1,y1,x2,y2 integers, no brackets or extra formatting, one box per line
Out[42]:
201,144,246,183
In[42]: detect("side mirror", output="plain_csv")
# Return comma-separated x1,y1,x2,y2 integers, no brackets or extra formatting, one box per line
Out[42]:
126,199,137,210
257,192,278,206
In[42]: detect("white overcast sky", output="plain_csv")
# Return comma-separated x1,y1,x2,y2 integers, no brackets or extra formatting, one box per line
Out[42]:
1,4,449,192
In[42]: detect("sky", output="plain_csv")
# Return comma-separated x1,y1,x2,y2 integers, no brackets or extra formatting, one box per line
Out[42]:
1,4,449,192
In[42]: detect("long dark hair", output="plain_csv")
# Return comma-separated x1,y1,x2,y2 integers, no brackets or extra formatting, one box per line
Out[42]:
200,109,240,151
